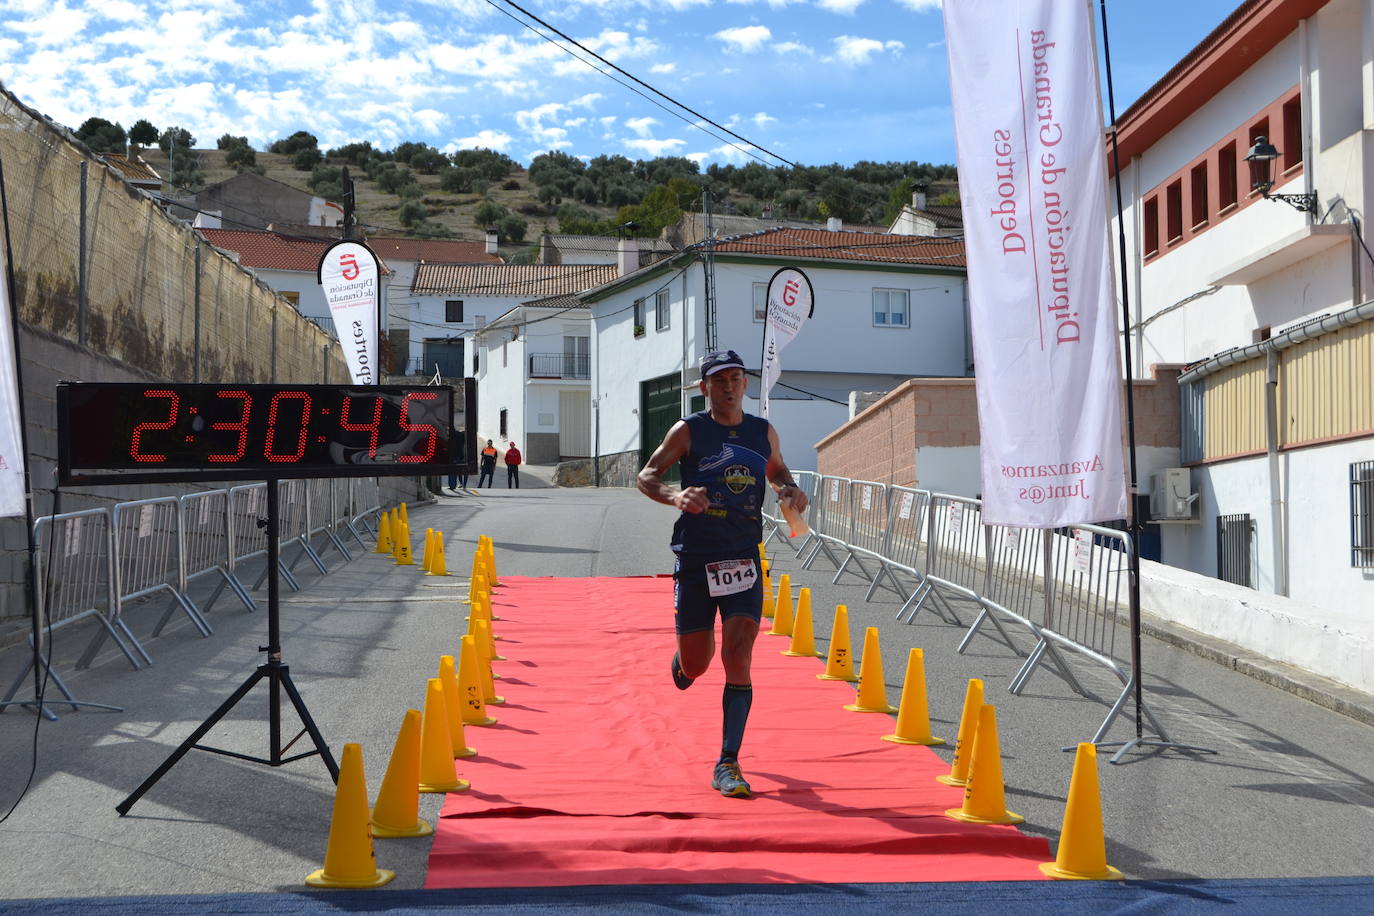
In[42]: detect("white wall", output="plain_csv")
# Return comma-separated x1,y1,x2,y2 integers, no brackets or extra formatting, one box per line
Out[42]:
255,267,331,329
477,330,526,449
478,309,591,454
407,291,522,373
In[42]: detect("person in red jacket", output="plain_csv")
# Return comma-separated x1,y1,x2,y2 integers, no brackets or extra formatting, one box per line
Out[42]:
504,442,522,488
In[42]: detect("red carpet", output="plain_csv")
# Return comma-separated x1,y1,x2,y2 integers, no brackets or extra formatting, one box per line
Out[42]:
426,576,1052,888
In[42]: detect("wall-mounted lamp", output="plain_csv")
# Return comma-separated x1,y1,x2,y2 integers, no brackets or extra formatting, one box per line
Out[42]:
1243,136,1317,215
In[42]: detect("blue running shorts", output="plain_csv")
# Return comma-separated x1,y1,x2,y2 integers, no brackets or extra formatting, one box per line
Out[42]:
672,553,763,635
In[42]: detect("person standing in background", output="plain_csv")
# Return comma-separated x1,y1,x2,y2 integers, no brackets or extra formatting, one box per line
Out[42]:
478,439,498,488
504,442,522,488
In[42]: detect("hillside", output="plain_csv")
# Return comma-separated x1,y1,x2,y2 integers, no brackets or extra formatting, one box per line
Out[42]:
134,142,958,260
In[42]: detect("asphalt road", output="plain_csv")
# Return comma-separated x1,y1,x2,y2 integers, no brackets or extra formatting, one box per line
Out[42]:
0,467,1371,900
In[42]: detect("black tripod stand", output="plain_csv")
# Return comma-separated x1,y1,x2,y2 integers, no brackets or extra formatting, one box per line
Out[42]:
117,480,338,816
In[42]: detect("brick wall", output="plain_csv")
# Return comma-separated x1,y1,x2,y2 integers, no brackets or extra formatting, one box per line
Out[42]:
816,368,1183,483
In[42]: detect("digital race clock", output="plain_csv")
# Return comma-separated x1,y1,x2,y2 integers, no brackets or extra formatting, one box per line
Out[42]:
57,381,477,485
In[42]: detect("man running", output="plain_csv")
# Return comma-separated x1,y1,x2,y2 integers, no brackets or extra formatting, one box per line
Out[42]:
638,349,808,798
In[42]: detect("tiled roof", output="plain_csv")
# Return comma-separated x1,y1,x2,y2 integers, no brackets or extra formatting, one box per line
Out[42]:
908,205,963,228
520,292,589,310
102,152,160,184
198,228,334,272
368,236,502,264
412,263,618,297
709,227,965,268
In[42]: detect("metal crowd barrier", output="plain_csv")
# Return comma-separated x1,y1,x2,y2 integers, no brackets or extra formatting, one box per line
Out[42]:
0,509,128,718
762,470,819,555
791,472,1152,748
112,497,211,650
180,489,256,615
2,477,401,717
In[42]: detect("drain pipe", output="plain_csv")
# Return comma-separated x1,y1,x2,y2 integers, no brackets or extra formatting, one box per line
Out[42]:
1265,349,1288,596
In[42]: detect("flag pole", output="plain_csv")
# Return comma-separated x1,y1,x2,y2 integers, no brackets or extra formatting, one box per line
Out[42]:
1091,0,1214,763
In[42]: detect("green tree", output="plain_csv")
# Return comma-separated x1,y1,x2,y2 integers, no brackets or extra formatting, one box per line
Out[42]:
158,126,195,154
75,117,127,153
397,200,428,227
496,213,527,244
376,165,417,195
473,199,508,228
439,166,485,194
293,147,323,170
328,141,378,166
269,130,318,155
225,143,257,171
128,118,158,148
452,148,517,180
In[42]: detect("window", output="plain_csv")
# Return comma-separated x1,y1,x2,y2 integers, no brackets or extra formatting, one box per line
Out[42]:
472,347,480,375
1247,118,1269,193
1165,180,1183,242
1282,97,1302,173
280,291,300,306
445,299,464,322
1352,461,1374,568
752,282,767,322
655,289,670,332
499,408,507,439
633,299,645,338
1142,196,1159,257
873,289,910,328
1218,141,1238,212
1189,163,1208,229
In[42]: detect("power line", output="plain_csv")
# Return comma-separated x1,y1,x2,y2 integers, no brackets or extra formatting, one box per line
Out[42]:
485,0,797,169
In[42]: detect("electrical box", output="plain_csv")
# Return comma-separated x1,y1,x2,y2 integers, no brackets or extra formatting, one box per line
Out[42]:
1149,468,1197,521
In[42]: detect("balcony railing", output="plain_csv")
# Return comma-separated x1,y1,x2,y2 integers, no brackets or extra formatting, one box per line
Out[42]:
529,353,590,379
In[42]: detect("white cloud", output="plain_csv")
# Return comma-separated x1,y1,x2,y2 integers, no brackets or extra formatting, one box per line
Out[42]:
713,25,771,52
455,129,513,151
817,0,865,13
894,0,941,9
624,137,686,157
649,62,676,74
564,117,587,128
833,35,904,65
570,92,603,108
771,41,814,56
625,116,659,138
751,112,776,128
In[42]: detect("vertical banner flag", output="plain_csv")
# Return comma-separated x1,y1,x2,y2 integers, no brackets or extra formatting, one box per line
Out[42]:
0,245,25,517
759,267,814,420
317,240,381,385
944,0,1126,527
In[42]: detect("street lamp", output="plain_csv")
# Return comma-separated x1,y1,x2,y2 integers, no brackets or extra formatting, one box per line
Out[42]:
1243,136,1317,214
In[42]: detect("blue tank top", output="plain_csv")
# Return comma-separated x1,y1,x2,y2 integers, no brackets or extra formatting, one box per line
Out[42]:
671,411,771,557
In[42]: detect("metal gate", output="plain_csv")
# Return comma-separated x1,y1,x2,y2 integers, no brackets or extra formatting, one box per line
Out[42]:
640,373,682,483
1216,513,1253,588
559,388,591,458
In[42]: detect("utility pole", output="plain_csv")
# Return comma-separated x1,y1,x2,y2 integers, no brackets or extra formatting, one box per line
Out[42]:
702,190,717,353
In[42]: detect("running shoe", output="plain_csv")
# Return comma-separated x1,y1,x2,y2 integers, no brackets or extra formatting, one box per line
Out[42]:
671,650,694,690
711,759,751,798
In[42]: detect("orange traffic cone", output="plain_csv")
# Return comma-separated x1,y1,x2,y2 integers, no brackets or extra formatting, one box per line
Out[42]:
466,553,484,602
389,510,402,559
305,743,395,888
474,619,506,704
882,648,945,745
370,709,433,838
375,512,393,554
421,527,435,572
844,627,897,713
438,655,476,758
945,704,1023,825
818,604,858,682
417,678,469,793
399,501,410,528
394,519,414,566
782,588,822,657
937,678,985,786
427,531,449,577
459,635,496,726
768,574,794,636
1040,744,1123,880
481,536,499,586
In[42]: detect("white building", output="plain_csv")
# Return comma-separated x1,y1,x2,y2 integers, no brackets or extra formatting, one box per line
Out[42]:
409,262,616,387
1109,0,1374,609
367,233,502,377
582,228,969,483
472,293,597,464
196,228,349,341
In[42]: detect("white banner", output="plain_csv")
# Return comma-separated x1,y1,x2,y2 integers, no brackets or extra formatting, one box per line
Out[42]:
317,240,381,385
759,267,813,420
944,0,1126,527
0,244,25,517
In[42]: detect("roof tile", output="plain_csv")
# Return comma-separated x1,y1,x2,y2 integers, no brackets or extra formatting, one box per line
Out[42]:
412,263,619,297
710,227,965,268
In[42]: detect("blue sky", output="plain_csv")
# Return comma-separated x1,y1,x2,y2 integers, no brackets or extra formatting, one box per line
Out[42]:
0,0,1242,168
